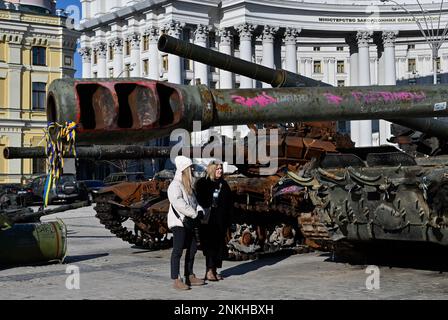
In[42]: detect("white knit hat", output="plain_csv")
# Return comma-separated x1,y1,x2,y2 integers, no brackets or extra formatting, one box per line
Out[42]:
174,155,193,172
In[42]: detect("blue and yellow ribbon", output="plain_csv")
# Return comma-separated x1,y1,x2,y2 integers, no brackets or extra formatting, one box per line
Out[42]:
43,121,78,207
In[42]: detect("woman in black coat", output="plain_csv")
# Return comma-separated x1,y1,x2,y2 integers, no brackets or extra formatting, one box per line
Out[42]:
195,161,233,281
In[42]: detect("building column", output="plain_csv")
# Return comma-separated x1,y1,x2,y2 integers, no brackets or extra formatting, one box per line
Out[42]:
299,58,306,75
357,30,373,147
284,28,300,73
217,29,234,139
345,34,360,145
380,30,398,145
194,24,209,86
305,58,313,77
237,23,256,88
162,21,184,84
111,38,123,78
327,58,336,86
94,42,107,78
261,25,278,88
146,27,160,80
357,31,372,85
128,33,141,77
192,24,210,146
79,47,92,78
218,28,233,89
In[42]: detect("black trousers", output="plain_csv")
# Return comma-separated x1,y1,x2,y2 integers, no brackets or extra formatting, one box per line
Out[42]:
170,226,197,280
201,224,226,269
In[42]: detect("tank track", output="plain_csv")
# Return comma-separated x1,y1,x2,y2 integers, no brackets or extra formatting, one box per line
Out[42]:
94,193,171,250
226,202,330,261
94,194,333,260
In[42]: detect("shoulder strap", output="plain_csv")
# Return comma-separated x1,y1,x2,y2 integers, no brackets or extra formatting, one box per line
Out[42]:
171,204,182,220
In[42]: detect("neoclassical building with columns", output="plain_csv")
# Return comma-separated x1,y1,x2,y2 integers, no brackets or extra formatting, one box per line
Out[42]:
79,0,448,147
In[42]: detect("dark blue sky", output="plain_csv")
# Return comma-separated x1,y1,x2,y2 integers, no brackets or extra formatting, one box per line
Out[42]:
57,0,82,77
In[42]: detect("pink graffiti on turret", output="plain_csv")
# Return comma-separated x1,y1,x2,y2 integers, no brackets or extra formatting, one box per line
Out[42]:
351,91,427,104
324,93,344,106
231,92,277,108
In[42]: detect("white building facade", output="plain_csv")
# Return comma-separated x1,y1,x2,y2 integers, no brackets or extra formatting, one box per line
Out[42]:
79,0,448,147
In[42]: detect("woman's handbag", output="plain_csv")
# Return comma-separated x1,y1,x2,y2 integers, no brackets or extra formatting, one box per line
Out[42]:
171,205,201,247
171,205,199,230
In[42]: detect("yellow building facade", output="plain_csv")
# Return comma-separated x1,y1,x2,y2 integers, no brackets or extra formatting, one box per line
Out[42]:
0,2,78,183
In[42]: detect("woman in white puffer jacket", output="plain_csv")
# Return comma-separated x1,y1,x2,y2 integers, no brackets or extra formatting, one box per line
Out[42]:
168,156,205,290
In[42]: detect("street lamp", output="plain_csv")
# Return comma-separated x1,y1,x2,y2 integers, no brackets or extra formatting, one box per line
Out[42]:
381,0,448,84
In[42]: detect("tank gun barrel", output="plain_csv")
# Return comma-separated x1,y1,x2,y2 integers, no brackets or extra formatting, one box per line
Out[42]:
1,201,90,230
3,145,173,160
158,35,448,140
48,78,448,144
158,34,329,88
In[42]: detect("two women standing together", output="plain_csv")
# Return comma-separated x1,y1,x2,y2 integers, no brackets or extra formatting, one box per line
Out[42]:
167,156,232,290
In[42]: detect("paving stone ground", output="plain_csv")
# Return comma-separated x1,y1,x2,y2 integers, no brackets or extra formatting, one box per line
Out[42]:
1,205,447,300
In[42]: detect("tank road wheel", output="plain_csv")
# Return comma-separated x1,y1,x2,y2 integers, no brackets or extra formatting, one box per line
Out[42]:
94,193,170,250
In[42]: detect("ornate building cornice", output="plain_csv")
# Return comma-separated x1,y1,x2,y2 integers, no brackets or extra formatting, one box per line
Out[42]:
236,23,256,41
262,25,279,43
143,26,159,43
194,24,209,43
218,28,232,46
110,37,123,53
126,33,141,49
284,27,301,45
161,21,185,38
382,30,399,47
78,47,92,62
356,30,373,47
93,41,107,58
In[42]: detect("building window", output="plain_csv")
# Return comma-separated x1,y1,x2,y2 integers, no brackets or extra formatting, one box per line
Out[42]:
143,35,149,51
93,72,98,78
184,58,193,71
32,82,46,110
125,64,131,77
32,47,46,66
125,41,131,56
210,81,217,89
436,57,441,71
407,44,415,50
143,59,149,75
183,79,192,85
93,52,98,65
162,55,168,72
109,46,114,60
64,55,72,66
337,60,345,73
313,61,321,73
408,58,416,72
109,68,114,78
313,47,320,51
337,80,345,87
337,46,344,51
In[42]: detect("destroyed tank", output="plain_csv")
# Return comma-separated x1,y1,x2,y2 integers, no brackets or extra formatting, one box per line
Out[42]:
157,35,448,255
41,69,448,260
